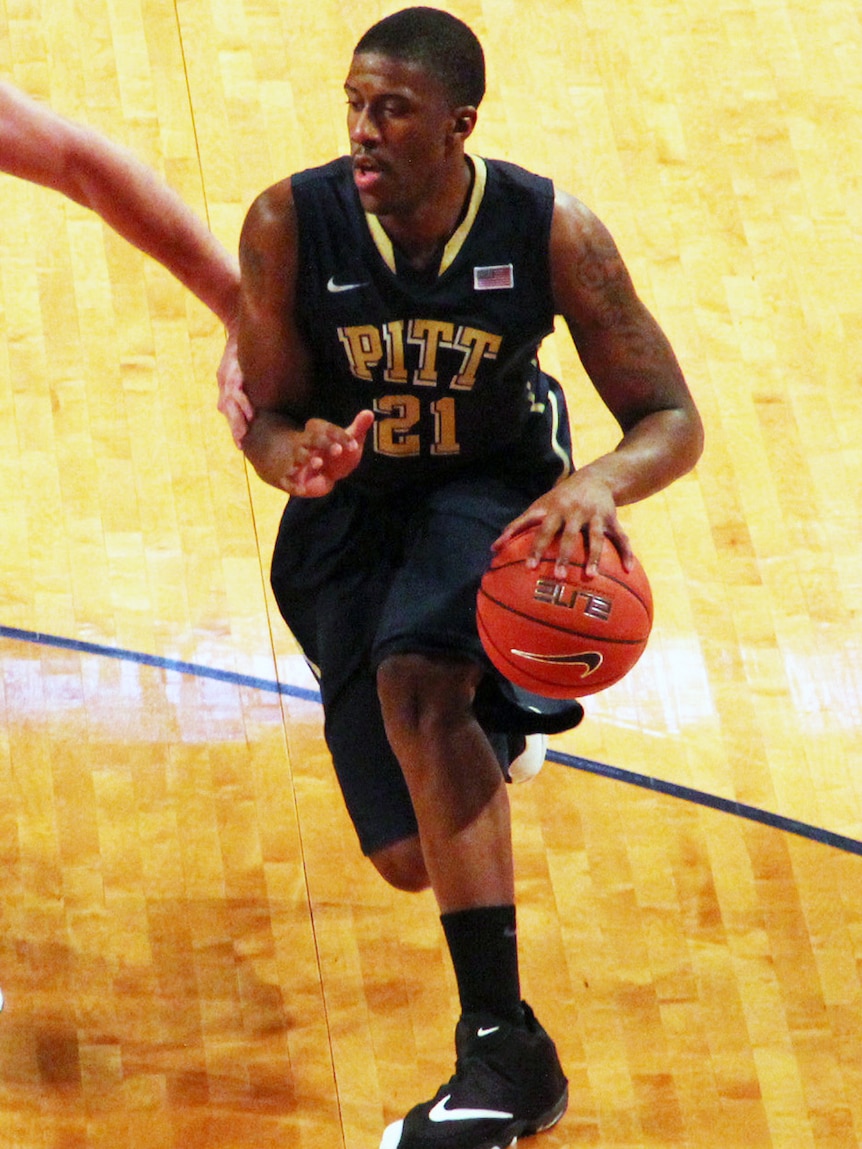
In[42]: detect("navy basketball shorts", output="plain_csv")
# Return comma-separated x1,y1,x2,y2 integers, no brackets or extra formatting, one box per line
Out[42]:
269,473,543,857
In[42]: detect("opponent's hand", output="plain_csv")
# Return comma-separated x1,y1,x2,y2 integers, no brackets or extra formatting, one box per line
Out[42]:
216,326,254,447
279,409,375,497
493,469,634,577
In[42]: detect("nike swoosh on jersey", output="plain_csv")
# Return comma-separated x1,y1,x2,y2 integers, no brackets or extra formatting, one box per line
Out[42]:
512,649,603,674
428,1095,514,1123
476,1026,500,1037
326,276,368,293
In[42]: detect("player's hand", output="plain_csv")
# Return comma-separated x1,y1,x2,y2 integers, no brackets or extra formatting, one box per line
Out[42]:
493,470,634,577
279,409,375,497
216,326,255,446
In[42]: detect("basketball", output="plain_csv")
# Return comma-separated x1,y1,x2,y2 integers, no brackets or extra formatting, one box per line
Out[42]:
477,526,653,699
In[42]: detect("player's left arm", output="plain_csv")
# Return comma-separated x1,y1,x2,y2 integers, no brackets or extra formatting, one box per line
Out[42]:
498,189,703,575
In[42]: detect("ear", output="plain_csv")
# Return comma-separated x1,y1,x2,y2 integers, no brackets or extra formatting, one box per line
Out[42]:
451,106,478,141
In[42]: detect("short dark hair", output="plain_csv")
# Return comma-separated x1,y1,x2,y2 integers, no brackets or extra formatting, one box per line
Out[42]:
355,7,485,108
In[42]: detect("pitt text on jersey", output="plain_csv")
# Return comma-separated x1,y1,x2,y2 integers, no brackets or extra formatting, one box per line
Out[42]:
336,318,504,459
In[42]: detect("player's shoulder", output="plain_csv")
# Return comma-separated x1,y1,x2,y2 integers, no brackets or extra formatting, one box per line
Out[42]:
548,188,636,320
244,158,351,231
552,186,603,228
245,175,294,231
240,176,301,279
550,187,619,259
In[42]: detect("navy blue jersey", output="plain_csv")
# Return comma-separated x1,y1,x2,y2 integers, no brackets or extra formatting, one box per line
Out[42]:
291,155,572,491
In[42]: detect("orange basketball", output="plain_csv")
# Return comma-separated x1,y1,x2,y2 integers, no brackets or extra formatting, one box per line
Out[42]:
477,526,653,699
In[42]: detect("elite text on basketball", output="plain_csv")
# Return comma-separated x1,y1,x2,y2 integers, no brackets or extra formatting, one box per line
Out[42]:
533,579,613,621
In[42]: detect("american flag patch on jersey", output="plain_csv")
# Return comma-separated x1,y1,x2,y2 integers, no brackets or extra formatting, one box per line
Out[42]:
473,263,514,290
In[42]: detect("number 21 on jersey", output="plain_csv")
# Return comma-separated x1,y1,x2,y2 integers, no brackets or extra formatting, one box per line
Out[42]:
337,319,502,459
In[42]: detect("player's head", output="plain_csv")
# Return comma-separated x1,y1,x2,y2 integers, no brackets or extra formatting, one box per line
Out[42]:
354,7,485,110
346,9,484,219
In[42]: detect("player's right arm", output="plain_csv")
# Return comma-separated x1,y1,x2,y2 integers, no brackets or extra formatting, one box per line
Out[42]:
237,179,373,496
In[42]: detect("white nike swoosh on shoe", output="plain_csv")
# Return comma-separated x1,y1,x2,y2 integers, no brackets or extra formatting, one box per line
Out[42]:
326,276,368,293
429,1094,514,1123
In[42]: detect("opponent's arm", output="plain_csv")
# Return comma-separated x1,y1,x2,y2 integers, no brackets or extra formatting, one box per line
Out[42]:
498,190,703,574
0,82,252,442
0,81,239,328
237,179,372,495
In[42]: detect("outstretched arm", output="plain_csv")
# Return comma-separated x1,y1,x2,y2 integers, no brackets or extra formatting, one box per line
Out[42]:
497,190,703,575
0,81,250,440
0,81,239,328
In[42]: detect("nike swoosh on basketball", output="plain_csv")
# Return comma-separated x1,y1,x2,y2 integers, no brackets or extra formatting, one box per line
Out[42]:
512,649,603,674
428,1095,514,1123
326,276,368,293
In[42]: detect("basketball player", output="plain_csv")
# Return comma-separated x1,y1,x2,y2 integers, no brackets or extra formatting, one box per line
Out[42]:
0,80,251,442
235,9,703,1148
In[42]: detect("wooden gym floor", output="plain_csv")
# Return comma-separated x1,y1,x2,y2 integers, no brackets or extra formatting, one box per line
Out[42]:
1,0,861,1146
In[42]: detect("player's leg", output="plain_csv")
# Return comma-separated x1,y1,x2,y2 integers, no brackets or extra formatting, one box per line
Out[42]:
375,651,567,1149
377,651,514,908
372,481,568,1149
270,488,430,892
372,474,564,910
322,667,430,891
367,835,428,892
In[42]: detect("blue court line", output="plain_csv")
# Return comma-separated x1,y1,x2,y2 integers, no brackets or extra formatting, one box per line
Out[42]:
0,624,321,703
547,751,862,857
2,623,860,857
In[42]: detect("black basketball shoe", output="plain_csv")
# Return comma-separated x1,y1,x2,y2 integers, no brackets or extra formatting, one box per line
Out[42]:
379,1002,568,1149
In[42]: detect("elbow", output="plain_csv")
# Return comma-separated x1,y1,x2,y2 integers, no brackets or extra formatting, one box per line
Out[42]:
626,401,705,477
653,403,704,479
55,125,97,210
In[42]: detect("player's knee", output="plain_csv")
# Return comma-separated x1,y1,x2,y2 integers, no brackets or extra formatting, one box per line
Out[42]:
377,652,480,742
369,835,430,892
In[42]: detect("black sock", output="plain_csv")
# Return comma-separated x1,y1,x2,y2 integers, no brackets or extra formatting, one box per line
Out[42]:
440,905,523,1024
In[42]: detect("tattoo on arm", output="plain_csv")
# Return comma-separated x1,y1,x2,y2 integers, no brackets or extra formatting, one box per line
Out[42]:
573,238,628,331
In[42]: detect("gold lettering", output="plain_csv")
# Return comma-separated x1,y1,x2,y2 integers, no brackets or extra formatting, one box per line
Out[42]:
407,319,455,386
382,321,409,384
337,320,503,393
374,394,421,456
337,325,384,381
448,327,502,391
430,397,460,456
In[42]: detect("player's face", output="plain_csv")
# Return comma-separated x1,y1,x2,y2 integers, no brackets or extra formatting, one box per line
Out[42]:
345,52,463,218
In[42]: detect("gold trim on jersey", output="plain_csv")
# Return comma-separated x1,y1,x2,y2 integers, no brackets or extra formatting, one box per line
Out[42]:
365,156,488,277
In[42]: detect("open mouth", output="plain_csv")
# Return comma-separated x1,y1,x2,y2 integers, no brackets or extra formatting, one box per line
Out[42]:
353,153,386,192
